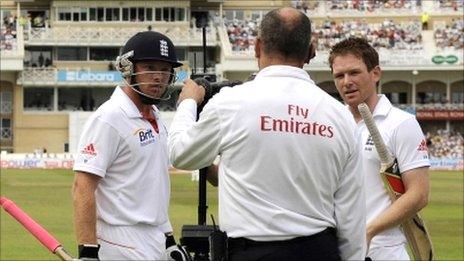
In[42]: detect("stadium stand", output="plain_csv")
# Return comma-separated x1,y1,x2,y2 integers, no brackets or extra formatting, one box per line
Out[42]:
434,18,464,49
224,18,258,52
0,0,462,170
1,13,17,51
327,0,416,13
427,130,464,159
313,19,423,51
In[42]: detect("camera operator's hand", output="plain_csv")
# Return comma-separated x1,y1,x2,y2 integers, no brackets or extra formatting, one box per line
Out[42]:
179,79,205,106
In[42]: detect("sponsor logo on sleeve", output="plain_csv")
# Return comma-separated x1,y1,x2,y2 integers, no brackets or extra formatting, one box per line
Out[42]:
81,143,97,156
417,139,428,151
80,143,97,163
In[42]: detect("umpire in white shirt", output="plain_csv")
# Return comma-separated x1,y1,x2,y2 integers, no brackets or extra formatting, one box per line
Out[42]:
169,7,366,260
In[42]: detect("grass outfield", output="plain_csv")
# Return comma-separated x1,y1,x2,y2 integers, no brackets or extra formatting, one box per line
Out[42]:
1,169,462,260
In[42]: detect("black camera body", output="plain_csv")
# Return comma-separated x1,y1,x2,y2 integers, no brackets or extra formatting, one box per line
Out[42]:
192,74,243,109
180,225,215,259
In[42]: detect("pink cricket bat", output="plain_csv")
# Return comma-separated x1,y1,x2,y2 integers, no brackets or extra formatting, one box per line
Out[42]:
0,197,74,260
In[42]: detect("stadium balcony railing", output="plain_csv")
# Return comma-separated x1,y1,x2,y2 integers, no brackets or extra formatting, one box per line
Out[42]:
0,101,13,114
25,25,217,47
17,66,203,87
1,127,12,140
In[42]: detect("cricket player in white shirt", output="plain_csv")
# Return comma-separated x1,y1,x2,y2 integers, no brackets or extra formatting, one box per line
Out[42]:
169,8,366,260
329,37,430,260
72,31,189,260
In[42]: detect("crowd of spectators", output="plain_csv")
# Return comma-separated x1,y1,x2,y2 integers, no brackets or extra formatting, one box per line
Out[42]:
291,0,319,14
314,19,423,50
225,18,258,52
226,17,422,52
434,19,464,49
436,0,463,11
1,13,17,51
426,130,464,159
328,0,416,12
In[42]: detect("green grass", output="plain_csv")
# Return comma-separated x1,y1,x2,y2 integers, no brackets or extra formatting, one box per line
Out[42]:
1,169,462,260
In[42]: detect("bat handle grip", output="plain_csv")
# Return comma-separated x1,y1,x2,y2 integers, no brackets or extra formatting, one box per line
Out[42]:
55,247,74,261
357,103,394,164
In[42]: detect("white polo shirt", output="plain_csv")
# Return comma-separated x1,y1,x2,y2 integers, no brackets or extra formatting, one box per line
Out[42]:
357,95,430,249
169,65,366,260
74,87,172,232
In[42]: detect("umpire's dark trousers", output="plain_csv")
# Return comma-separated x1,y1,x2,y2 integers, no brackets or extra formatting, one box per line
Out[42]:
227,228,340,261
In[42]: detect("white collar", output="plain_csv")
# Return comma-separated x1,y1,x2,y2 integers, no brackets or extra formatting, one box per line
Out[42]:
254,65,315,85
372,94,393,117
111,86,148,119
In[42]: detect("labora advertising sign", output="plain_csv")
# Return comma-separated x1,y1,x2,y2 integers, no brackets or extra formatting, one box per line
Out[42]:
58,70,123,83
58,70,189,83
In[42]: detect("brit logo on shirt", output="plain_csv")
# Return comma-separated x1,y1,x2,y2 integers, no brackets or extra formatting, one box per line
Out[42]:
364,135,374,151
134,128,156,146
160,40,168,57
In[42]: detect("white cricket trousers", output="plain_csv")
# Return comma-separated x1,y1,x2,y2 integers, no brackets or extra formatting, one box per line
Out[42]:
367,243,410,260
97,220,167,260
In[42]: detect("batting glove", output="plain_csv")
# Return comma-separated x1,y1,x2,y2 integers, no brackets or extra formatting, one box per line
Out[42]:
166,234,192,261
78,244,100,260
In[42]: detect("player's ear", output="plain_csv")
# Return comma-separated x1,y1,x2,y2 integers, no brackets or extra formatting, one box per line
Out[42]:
371,65,382,84
255,37,261,59
305,37,317,64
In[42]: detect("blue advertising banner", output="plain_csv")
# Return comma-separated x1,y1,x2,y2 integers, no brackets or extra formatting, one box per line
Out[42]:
430,157,463,170
58,70,123,82
58,70,190,83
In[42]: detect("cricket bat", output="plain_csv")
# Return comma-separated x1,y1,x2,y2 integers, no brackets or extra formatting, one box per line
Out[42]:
357,103,434,261
0,197,74,261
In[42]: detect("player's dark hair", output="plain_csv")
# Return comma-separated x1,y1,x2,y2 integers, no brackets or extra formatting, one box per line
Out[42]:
328,37,379,72
259,8,312,61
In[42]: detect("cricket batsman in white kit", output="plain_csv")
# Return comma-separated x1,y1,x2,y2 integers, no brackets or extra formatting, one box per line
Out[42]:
169,7,366,260
72,31,189,260
329,37,431,260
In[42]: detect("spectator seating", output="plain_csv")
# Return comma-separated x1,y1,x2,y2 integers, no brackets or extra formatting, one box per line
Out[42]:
313,19,423,51
1,14,17,51
427,130,464,159
434,19,464,49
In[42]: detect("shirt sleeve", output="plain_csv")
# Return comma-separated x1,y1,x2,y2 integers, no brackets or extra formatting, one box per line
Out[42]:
73,116,120,177
159,220,173,234
392,117,430,173
168,98,222,170
334,137,366,260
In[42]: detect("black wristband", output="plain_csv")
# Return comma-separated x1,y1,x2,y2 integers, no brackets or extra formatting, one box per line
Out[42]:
165,235,176,248
78,244,100,259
